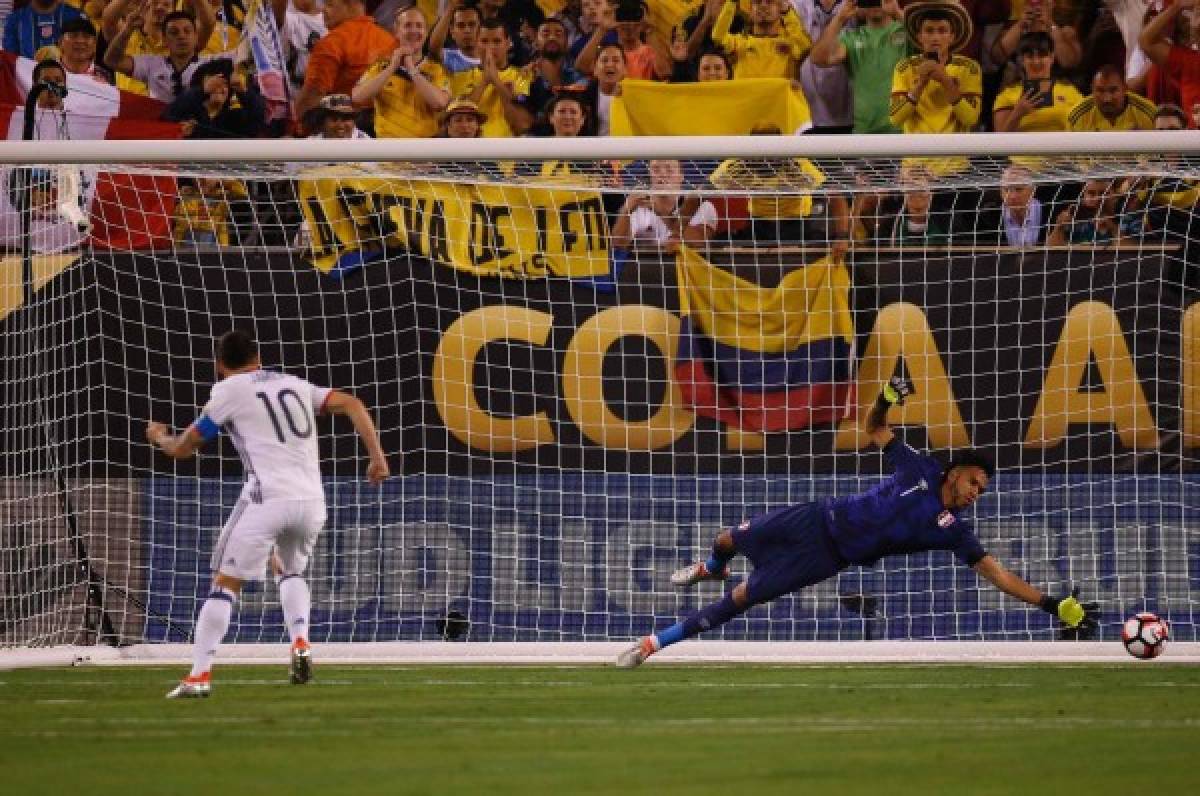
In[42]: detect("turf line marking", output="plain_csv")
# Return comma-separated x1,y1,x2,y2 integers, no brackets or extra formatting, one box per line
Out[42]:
410,679,1037,689
32,699,85,704
9,716,1200,741
36,715,1200,730
10,678,1200,691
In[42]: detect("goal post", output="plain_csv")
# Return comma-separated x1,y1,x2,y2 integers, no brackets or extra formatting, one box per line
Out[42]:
2,133,1199,665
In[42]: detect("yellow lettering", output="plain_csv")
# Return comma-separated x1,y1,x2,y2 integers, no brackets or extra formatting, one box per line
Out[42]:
0,254,76,322
724,430,765,451
432,306,555,453
835,302,969,449
1026,301,1158,449
561,306,693,450
1185,304,1200,447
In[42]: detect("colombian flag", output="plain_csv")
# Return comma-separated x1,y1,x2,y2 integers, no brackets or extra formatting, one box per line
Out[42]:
674,247,855,433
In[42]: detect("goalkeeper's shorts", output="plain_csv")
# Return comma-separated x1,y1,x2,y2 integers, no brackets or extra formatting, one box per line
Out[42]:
731,501,847,605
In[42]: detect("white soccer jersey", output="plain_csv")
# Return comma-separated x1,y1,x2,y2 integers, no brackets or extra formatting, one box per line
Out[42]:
191,370,332,503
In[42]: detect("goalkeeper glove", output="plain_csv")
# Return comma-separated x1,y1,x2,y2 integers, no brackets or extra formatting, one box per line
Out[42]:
1039,587,1099,638
878,377,912,408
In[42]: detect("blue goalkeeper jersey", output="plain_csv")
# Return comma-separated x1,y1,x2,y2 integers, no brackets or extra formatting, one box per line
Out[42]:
824,438,987,568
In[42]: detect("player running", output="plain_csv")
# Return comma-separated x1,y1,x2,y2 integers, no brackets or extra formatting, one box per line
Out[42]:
147,330,389,697
617,378,1099,667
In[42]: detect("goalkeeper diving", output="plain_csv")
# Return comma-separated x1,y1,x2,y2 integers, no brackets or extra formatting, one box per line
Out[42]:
618,378,1099,667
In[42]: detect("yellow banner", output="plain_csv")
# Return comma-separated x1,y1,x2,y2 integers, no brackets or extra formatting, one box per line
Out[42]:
298,167,610,279
675,245,853,353
611,78,811,136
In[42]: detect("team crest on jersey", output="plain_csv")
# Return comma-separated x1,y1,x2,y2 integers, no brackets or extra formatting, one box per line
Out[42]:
937,511,956,528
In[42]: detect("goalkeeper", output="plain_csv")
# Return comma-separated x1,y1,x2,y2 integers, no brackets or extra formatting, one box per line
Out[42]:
617,378,1099,667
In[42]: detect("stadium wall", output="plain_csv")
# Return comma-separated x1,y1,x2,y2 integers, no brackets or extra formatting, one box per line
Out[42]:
138,472,1199,643
1,245,1191,477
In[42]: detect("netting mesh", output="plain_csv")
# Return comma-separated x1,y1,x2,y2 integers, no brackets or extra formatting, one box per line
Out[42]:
1,148,1197,648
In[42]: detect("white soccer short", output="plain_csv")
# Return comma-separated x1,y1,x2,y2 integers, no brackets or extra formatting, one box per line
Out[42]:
210,498,326,580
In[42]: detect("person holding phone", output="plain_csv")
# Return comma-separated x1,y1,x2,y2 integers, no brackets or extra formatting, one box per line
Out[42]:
889,0,982,176
992,31,1081,140
990,0,1082,69
812,0,907,133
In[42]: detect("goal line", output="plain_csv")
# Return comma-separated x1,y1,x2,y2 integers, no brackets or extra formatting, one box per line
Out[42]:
3,642,1199,669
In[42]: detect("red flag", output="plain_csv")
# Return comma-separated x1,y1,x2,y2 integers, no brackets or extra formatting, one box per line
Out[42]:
0,51,181,250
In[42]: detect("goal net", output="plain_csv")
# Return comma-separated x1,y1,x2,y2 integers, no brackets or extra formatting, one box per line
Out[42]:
1,134,1197,657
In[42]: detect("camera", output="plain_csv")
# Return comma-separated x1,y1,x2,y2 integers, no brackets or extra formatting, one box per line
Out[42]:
55,168,92,235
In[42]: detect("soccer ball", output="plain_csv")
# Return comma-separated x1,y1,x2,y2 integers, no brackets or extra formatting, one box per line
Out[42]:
1121,612,1169,660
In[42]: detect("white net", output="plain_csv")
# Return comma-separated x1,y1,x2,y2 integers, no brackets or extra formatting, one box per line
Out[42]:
1,139,1198,649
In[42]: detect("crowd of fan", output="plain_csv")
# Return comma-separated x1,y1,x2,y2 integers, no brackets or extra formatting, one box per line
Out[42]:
5,0,1199,251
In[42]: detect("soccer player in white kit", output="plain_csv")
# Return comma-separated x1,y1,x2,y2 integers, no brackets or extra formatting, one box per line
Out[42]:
146,330,388,698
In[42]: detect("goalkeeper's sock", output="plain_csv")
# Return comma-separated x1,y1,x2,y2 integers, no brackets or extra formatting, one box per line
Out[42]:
189,587,236,677
277,574,311,645
703,556,729,578
704,538,735,577
654,594,743,650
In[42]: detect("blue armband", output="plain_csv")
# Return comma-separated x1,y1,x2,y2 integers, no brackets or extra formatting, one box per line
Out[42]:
193,415,219,442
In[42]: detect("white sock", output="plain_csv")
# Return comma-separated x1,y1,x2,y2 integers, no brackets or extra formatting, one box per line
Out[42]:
277,574,311,645
189,588,235,677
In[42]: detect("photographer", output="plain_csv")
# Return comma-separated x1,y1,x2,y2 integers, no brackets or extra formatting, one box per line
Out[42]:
31,59,68,112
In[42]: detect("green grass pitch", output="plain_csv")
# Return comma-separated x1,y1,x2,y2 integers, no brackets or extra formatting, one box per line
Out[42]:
2,663,1198,794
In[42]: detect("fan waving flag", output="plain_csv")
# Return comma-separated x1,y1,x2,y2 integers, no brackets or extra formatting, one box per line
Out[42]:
239,0,291,123
0,50,181,251
674,246,856,433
